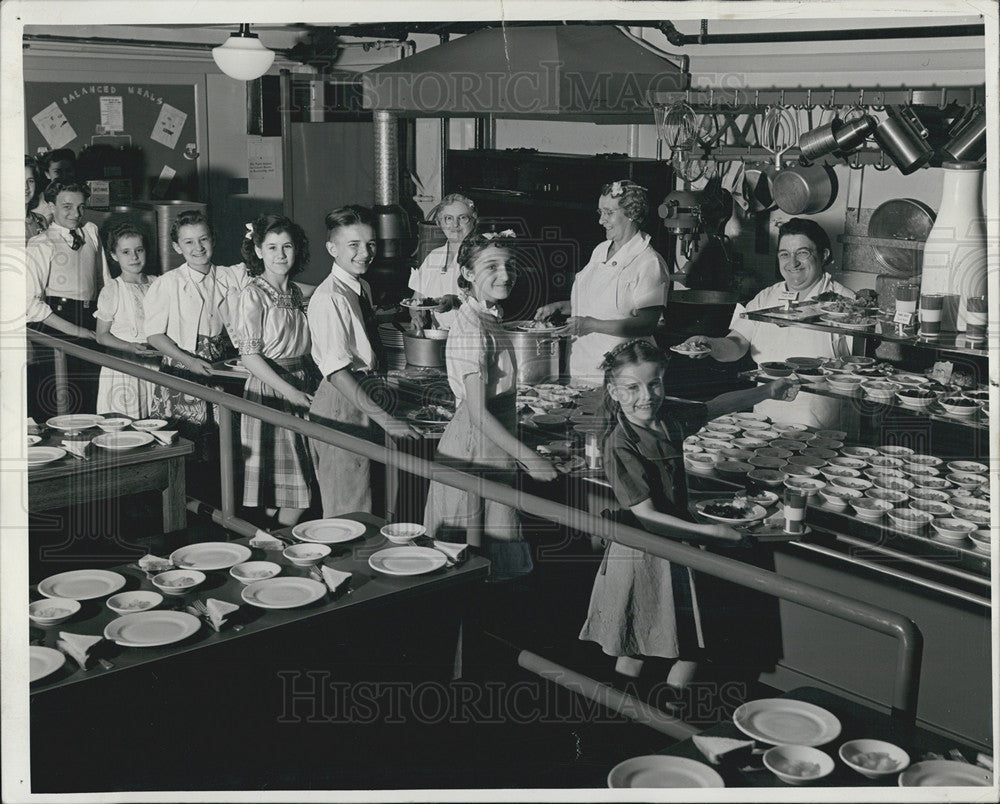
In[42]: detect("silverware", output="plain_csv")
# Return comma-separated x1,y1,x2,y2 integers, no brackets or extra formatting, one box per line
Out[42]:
97,658,115,670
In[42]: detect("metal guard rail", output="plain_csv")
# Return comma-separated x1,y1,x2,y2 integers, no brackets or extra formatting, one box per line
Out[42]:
26,329,924,724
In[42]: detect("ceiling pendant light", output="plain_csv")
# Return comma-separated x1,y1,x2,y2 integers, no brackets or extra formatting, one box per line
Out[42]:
212,24,275,81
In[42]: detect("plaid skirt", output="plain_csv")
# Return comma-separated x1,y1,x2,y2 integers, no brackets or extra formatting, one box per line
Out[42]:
241,355,319,509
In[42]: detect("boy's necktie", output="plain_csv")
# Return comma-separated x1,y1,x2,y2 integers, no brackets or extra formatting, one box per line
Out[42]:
358,288,384,371
69,229,85,251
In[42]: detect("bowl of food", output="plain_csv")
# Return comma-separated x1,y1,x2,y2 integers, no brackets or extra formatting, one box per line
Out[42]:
715,460,754,481
912,476,953,491
282,543,332,567
841,446,879,460
747,469,786,489
946,472,988,490
782,464,821,479
787,455,828,469
763,745,834,785
850,498,893,521
886,508,933,533
771,439,808,453
698,438,731,455
839,739,910,780
718,447,755,462
908,500,954,518
828,456,868,471
777,428,814,442
786,356,824,370
896,388,937,409
704,422,742,437
930,518,978,542
380,522,428,544
685,453,717,476
820,465,861,481
151,569,206,596
957,510,991,527
814,429,847,441
843,356,876,368
878,445,915,459
962,389,989,404
818,486,864,511
734,412,770,426
96,417,132,432
868,456,905,470
801,447,838,462
29,598,81,626
733,437,769,450
749,456,788,470
759,361,794,378
866,488,909,505
794,367,826,383
871,476,914,493
862,381,898,402
784,477,826,497
969,530,991,554
950,496,990,514
744,428,778,440
230,561,282,583
899,463,940,478
829,476,873,493
756,447,794,460
946,460,988,475
106,590,163,615
908,488,951,504
825,374,864,393
939,396,983,417
807,438,843,451
131,418,169,431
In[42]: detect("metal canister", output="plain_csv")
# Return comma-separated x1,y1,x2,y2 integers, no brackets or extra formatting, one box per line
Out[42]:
942,110,987,162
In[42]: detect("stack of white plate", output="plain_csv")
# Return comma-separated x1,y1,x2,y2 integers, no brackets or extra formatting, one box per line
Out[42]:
379,323,407,370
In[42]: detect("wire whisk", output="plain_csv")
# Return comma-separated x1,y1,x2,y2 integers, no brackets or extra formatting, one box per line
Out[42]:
760,106,799,169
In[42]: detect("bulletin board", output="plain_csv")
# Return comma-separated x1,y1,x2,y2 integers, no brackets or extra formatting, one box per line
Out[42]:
24,81,200,202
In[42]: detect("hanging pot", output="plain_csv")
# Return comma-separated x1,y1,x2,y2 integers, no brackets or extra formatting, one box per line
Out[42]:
941,110,987,162
831,115,876,155
772,165,836,215
741,165,775,213
874,108,933,174
798,117,843,160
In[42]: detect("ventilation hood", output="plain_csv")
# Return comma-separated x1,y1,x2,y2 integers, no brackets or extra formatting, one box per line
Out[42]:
362,25,689,123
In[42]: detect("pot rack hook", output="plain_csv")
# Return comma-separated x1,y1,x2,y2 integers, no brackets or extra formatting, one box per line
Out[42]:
873,150,892,171
848,151,865,170
827,89,836,109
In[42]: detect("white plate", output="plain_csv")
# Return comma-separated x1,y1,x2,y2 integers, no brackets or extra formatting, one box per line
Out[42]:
369,546,448,577
27,446,66,466
510,320,570,334
820,315,875,330
104,610,201,647
131,418,168,431
241,577,327,609
695,499,767,524
400,298,441,310
292,518,367,544
30,646,66,682
607,756,725,789
91,431,155,451
670,344,712,356
45,414,105,431
170,541,252,570
898,760,993,787
38,569,126,600
733,698,842,746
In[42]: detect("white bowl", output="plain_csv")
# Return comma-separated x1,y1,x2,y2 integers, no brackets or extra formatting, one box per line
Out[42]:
828,457,868,471
912,476,953,491
840,446,879,460
747,469,786,488
818,487,863,511
871,476,914,493
899,464,940,478
814,429,847,441
106,590,163,615
705,422,741,436
850,499,893,521
930,518,978,542
782,465,821,479
151,569,206,596
862,381,898,401
969,530,991,553
877,445,914,459
131,418,169,431
947,460,988,475
946,472,988,490
380,522,427,544
906,454,943,467
282,543,332,567
783,477,826,497
839,739,910,779
230,561,282,583
829,476,873,493
957,510,991,527
820,466,861,481
866,488,909,505
763,745,834,785
732,437,769,450
96,417,132,432
908,500,954,518
908,488,951,504
29,597,81,626
685,454,717,476
896,389,936,409
886,508,933,533
868,455,904,469
939,396,982,416
950,495,990,513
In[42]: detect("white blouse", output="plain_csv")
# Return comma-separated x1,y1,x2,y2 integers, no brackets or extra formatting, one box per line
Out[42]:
445,298,517,403
408,244,463,330
94,277,151,343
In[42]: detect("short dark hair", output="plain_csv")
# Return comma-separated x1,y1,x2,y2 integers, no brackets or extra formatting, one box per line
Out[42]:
600,179,648,223
455,227,518,291
325,205,376,238
43,181,90,204
170,210,213,243
241,214,310,278
25,155,43,210
44,148,76,167
777,217,831,258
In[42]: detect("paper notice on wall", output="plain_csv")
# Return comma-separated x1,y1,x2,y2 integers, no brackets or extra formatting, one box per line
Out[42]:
32,102,77,150
100,96,124,132
151,165,177,199
248,136,277,180
151,103,187,149
87,181,111,208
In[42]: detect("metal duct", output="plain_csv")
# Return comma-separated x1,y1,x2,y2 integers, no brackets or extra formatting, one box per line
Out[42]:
374,109,398,207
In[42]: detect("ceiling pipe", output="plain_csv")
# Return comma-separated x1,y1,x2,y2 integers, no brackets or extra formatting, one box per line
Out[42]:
657,20,985,46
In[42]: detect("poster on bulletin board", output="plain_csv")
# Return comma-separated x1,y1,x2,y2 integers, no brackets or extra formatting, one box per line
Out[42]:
24,81,199,203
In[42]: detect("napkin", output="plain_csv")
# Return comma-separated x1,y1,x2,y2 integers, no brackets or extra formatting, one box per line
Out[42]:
61,439,90,459
432,540,467,563
138,553,174,572
320,565,351,593
26,417,38,429
249,531,284,550
205,598,239,631
57,631,103,670
150,430,178,445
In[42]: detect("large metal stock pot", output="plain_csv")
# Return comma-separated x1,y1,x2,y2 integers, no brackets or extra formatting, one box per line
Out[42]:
503,323,564,384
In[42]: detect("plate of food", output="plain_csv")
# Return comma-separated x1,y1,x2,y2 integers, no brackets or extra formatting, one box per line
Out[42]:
670,342,712,356
695,498,767,524
763,306,821,321
400,296,442,310
509,319,570,334
820,313,876,330
406,404,455,425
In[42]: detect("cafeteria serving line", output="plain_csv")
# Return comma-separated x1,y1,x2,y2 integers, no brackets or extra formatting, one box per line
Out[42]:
5,6,997,798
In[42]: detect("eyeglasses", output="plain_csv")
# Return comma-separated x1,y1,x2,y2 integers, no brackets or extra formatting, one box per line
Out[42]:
777,248,817,262
440,214,472,226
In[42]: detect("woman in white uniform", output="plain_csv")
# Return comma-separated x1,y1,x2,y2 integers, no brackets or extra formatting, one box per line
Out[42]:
406,193,477,330
533,180,669,386
680,218,854,429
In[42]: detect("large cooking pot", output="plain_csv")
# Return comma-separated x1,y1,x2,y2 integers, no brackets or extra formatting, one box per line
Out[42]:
504,324,563,384
772,164,836,215
666,290,739,338
402,326,447,367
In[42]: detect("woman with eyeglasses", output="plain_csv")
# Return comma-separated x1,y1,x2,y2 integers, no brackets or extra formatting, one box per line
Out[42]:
406,193,477,330
680,217,855,428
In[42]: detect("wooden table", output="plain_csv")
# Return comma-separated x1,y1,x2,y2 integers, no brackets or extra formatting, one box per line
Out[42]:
28,429,194,534
657,686,990,788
